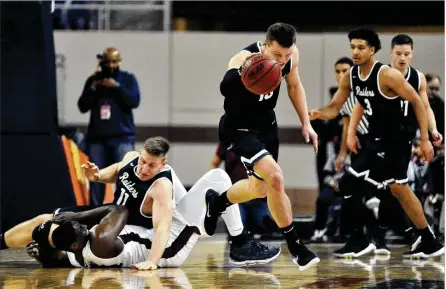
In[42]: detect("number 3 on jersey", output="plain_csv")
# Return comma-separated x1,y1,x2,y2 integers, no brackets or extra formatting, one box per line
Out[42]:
116,188,129,205
259,91,273,102
364,98,373,115
401,100,409,117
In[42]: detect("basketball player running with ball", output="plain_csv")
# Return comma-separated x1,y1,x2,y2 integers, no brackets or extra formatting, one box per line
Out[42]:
205,22,320,271
310,27,444,258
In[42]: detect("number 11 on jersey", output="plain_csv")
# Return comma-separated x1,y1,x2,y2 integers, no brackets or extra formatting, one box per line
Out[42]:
116,188,129,205
401,100,409,117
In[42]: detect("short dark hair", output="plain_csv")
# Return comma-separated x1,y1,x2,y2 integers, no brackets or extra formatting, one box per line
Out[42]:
391,34,414,49
426,73,442,84
348,27,381,53
143,136,170,157
335,57,354,67
266,22,297,48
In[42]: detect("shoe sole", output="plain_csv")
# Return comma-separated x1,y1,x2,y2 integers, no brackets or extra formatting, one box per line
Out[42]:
374,248,391,255
292,256,320,271
229,248,281,266
403,246,445,259
334,243,376,258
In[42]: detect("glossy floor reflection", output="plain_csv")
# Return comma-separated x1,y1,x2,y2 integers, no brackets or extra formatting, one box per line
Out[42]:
0,240,444,288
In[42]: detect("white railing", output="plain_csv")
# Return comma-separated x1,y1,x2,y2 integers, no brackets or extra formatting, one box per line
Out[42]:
54,0,171,31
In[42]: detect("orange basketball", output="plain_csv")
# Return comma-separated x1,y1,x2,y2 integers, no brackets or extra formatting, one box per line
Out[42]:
240,53,282,95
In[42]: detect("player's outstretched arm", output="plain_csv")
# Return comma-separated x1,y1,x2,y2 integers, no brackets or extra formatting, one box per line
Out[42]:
132,180,173,270
82,151,139,183
219,51,252,97
310,71,351,121
383,67,433,161
52,204,122,228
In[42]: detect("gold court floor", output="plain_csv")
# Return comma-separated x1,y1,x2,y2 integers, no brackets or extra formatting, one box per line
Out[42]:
0,239,444,289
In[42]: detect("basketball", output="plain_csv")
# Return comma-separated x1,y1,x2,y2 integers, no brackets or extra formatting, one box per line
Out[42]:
240,53,282,95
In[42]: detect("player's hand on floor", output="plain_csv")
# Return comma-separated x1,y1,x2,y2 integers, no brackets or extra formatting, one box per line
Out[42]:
131,261,158,271
431,129,443,147
302,125,318,153
81,161,100,182
26,241,40,259
420,139,434,162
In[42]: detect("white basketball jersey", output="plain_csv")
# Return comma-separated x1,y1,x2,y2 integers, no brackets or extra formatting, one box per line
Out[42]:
67,222,198,268
68,225,152,268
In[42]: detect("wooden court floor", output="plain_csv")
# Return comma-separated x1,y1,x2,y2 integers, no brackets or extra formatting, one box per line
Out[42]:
0,238,444,289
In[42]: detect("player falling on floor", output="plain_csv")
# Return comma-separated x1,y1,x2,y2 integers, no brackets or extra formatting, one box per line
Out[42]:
204,22,320,271
1,137,280,267
28,168,276,269
310,27,444,258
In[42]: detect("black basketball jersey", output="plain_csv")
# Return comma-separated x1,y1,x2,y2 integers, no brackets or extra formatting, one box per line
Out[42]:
223,41,292,128
351,61,405,139
400,66,421,139
113,156,173,229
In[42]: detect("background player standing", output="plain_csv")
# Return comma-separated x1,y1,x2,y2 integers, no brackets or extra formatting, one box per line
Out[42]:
310,27,444,258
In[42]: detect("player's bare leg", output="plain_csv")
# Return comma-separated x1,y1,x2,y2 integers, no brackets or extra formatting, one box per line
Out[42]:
390,183,444,258
0,214,52,249
225,178,263,204
390,184,428,229
251,156,292,228
205,155,320,270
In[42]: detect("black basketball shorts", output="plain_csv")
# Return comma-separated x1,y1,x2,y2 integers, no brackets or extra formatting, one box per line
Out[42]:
218,115,279,181
346,136,412,189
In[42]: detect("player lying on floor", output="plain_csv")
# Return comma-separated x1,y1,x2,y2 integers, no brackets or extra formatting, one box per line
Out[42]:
27,171,281,269
28,204,199,269
2,137,280,267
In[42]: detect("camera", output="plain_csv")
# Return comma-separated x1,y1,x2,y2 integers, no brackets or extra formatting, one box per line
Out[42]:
93,60,113,81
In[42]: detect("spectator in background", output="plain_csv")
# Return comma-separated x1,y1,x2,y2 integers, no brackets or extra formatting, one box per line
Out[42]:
424,143,445,236
78,47,140,206
426,74,444,138
210,143,278,238
408,137,430,201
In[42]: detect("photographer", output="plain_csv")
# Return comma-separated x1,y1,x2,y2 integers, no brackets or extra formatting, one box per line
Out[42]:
78,47,140,206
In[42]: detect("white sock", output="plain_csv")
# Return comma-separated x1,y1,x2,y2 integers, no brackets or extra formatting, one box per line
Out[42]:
221,204,244,236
